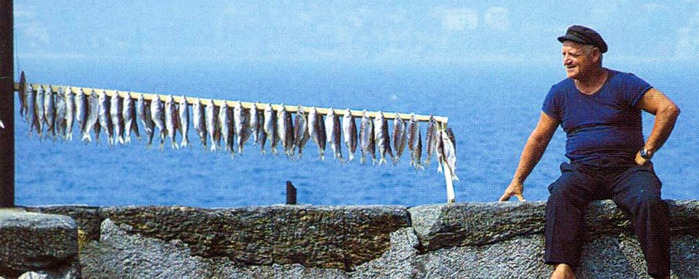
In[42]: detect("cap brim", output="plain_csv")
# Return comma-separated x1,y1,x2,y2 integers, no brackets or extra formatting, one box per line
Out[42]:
557,34,588,45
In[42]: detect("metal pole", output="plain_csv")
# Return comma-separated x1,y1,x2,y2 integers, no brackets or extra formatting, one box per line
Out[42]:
0,0,15,208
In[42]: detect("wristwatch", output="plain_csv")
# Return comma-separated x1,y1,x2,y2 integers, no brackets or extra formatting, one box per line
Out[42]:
640,148,653,159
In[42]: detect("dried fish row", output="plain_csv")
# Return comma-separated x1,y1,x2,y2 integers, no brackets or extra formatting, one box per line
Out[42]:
15,85,455,179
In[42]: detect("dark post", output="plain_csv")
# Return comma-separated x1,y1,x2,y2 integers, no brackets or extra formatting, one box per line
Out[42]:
0,0,15,208
286,181,297,205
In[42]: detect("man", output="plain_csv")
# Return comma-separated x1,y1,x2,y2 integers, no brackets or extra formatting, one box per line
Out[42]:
499,25,680,279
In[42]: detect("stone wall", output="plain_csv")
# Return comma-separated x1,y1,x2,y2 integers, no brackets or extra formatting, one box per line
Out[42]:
2,200,697,278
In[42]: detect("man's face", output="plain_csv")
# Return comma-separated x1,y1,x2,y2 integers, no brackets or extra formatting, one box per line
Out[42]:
561,41,597,80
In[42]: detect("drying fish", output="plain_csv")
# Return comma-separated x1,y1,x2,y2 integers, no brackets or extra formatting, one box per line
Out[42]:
150,95,166,148
111,92,125,145
122,92,139,143
205,100,219,151
359,110,376,164
342,108,358,162
325,108,343,162
164,95,179,149
18,71,27,118
83,91,99,142
64,87,75,140
392,115,407,165
294,106,310,159
249,103,261,146
192,98,207,149
98,90,114,145
26,85,39,137
75,88,87,139
35,86,45,139
219,101,234,154
440,129,459,181
406,114,423,170
55,88,67,139
424,115,439,167
179,96,190,148
44,86,56,140
263,103,278,155
277,104,295,157
233,101,250,153
24,83,35,124
137,95,155,147
308,107,325,160
373,111,393,165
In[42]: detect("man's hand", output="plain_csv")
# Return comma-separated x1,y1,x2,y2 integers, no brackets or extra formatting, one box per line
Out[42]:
499,181,526,202
635,151,650,166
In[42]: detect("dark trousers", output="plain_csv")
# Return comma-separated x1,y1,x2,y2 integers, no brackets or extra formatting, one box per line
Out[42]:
544,162,670,278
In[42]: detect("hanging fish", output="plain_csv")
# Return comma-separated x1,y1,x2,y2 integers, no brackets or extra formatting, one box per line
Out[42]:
342,108,358,162
424,115,439,167
308,106,325,160
406,114,423,170
164,95,179,149
137,96,155,148
98,90,114,146
64,87,76,141
55,88,67,140
18,71,27,118
263,103,278,155
325,108,343,162
150,95,166,149
24,83,35,124
122,92,139,143
192,98,207,149
26,85,39,137
205,99,219,151
178,96,190,148
219,101,235,155
359,110,376,165
136,94,155,147
373,111,393,165
75,88,87,140
44,86,57,140
111,92,125,145
83,90,100,142
249,103,261,146
35,85,45,139
392,115,407,165
277,104,295,158
294,106,310,159
439,129,459,181
233,101,250,154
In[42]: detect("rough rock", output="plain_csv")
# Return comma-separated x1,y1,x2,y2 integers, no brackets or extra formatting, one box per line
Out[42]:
98,205,410,270
26,206,103,249
408,201,546,250
0,209,79,278
80,219,212,278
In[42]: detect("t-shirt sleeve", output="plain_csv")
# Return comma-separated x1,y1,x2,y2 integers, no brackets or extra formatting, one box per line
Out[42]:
542,85,560,121
623,73,653,107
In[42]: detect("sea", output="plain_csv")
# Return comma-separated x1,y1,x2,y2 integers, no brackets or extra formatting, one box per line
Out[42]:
11,58,699,208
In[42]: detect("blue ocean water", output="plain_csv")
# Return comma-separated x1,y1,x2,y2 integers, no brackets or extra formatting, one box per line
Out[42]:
12,59,699,207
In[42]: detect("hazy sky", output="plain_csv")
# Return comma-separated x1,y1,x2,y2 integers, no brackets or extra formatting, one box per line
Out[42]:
13,1,699,65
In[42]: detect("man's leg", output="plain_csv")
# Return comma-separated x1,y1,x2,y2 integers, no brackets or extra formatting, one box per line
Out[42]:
611,163,670,278
545,163,603,268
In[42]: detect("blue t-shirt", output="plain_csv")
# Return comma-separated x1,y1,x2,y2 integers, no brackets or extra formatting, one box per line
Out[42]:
542,69,652,167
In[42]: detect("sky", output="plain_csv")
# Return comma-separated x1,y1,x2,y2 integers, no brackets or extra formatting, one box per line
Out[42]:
12,1,699,66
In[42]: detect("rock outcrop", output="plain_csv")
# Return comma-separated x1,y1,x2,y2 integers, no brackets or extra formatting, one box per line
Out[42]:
10,200,699,279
